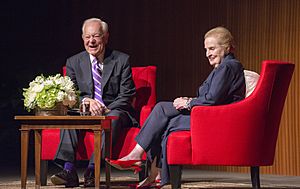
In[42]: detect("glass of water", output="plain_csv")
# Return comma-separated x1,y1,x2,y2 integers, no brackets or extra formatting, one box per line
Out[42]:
80,101,91,116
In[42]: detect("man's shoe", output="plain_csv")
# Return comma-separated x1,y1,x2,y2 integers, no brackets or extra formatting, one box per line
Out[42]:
83,169,95,187
50,169,79,187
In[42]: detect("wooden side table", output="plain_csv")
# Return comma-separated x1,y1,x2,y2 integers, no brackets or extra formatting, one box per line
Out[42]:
15,115,117,189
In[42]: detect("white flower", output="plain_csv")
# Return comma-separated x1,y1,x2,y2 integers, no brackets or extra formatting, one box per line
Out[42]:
56,91,65,101
34,76,44,83
31,83,44,93
44,79,54,87
23,74,78,112
27,92,37,103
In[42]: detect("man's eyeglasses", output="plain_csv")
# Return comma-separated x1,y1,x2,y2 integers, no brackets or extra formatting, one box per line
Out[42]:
83,33,104,40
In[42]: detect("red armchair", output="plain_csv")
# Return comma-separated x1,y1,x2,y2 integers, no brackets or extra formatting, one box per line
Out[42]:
40,66,156,185
166,61,294,189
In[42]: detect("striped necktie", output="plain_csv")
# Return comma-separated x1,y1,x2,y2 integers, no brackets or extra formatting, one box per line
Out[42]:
92,60,104,105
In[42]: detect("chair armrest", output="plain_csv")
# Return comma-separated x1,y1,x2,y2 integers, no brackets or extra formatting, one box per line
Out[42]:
190,99,267,165
139,105,154,126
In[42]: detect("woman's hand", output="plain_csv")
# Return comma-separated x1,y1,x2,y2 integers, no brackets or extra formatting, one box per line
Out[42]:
173,97,190,110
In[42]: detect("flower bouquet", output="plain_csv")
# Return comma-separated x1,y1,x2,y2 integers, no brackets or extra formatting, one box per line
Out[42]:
23,74,78,115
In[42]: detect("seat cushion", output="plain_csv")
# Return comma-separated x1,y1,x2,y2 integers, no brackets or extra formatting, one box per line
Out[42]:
41,129,60,159
167,131,192,164
41,128,146,160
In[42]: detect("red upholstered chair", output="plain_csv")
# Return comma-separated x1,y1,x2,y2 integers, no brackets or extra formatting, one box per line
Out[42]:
166,61,294,189
40,66,156,185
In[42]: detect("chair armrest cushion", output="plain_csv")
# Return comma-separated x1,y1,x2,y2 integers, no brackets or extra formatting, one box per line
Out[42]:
190,100,266,165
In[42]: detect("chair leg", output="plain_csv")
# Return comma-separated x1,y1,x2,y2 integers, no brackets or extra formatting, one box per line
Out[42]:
40,160,48,186
169,165,182,189
251,166,261,189
138,160,149,181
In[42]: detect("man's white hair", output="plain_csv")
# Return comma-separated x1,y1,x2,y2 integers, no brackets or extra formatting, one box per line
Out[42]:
82,18,108,34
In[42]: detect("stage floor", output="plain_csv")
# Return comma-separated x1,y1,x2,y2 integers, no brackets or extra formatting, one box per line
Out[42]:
0,162,299,188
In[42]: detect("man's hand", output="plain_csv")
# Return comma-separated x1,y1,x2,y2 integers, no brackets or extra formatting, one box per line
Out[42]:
84,98,109,116
173,97,190,110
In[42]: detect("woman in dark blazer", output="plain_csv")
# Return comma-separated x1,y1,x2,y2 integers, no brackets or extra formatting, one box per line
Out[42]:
107,26,246,188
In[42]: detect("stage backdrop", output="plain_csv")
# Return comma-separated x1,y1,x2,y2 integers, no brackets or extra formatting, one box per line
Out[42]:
0,0,299,176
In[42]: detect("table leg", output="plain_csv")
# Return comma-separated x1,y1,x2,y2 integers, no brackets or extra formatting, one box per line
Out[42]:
103,120,112,188
20,128,30,189
94,129,102,188
34,130,42,188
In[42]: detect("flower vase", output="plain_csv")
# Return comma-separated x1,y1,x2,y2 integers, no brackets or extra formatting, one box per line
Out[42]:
35,102,68,116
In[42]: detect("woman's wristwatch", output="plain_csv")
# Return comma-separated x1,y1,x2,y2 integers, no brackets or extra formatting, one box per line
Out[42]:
185,98,193,110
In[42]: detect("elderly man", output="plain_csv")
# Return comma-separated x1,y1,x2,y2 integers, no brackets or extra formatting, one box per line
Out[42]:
50,18,137,187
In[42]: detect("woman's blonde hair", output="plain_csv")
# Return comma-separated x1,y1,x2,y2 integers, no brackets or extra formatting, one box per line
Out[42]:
204,26,235,52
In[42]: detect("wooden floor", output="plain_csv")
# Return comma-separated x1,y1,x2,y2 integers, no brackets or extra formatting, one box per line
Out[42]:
0,162,299,188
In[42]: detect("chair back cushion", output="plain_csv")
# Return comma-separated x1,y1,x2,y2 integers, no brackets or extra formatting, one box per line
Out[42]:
131,66,157,112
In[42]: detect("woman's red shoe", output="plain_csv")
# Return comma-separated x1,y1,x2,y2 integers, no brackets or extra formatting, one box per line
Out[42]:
128,179,161,189
105,158,142,173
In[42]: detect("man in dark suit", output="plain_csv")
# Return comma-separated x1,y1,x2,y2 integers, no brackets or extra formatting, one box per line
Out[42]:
50,18,137,187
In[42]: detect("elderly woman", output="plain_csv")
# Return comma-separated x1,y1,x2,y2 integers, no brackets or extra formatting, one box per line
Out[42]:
107,26,246,188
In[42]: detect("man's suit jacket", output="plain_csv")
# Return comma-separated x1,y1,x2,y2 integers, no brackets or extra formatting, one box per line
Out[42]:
65,49,138,126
